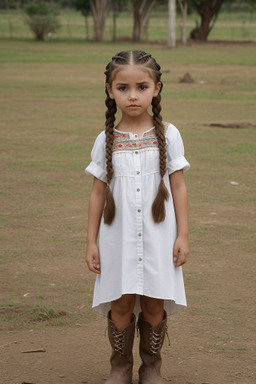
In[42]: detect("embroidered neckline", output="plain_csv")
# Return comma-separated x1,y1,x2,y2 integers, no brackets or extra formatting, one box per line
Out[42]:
113,126,155,139
113,128,158,153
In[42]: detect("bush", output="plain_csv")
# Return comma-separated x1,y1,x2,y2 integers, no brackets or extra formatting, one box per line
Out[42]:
24,0,60,41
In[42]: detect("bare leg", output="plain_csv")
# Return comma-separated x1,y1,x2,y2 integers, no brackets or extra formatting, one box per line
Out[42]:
140,296,164,329
111,294,136,331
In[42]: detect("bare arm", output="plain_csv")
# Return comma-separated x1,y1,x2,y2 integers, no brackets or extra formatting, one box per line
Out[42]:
169,170,189,268
86,177,106,274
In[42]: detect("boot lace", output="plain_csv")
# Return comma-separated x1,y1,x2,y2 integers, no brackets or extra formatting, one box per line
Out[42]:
112,328,126,354
150,325,170,354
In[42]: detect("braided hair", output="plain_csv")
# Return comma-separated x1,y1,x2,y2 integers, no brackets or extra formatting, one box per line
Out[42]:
104,50,169,225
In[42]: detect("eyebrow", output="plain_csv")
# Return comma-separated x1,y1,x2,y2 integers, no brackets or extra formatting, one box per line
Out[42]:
115,81,151,86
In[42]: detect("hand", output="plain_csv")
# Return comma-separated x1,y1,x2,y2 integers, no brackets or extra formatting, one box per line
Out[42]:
86,243,101,274
173,235,189,268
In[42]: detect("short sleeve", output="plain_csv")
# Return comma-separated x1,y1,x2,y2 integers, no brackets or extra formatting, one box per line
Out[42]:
85,131,107,183
165,123,190,175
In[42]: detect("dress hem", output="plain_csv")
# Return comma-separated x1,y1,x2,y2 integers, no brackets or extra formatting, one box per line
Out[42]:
92,293,187,317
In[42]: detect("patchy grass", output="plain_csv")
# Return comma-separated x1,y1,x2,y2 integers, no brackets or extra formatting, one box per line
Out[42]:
0,303,72,330
0,41,255,340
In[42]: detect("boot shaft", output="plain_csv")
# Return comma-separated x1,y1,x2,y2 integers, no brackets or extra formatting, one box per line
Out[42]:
105,311,135,384
108,312,136,365
137,311,168,384
138,311,167,358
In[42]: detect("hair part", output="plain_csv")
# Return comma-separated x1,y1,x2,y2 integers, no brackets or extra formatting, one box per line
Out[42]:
103,50,169,225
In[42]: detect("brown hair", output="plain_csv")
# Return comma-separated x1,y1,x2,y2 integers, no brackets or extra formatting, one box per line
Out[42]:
103,50,169,225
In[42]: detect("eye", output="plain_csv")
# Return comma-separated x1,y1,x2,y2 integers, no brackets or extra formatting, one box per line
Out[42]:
139,84,148,91
118,86,126,92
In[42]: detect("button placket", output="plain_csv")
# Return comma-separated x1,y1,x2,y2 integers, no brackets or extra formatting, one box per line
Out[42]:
134,142,144,293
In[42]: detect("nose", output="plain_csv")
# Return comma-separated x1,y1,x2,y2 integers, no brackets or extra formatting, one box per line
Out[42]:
129,90,138,101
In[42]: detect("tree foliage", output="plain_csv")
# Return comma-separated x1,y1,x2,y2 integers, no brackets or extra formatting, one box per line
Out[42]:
24,0,60,41
73,0,91,16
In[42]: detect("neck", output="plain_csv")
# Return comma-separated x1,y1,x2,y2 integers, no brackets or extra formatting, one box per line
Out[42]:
117,112,154,132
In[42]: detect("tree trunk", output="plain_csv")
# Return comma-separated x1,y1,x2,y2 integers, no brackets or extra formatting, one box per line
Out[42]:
190,0,225,41
112,0,117,42
133,10,142,41
85,15,89,40
178,0,188,44
132,0,156,42
89,0,108,41
141,1,155,40
36,31,44,41
167,0,176,48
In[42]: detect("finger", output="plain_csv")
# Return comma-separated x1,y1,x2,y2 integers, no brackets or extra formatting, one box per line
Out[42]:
93,254,101,271
92,266,101,274
86,257,101,274
89,263,101,274
173,246,179,264
174,250,181,267
92,258,101,273
175,252,188,268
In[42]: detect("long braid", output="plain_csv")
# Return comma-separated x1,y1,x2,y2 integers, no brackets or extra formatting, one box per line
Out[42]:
103,53,130,225
152,92,169,223
103,50,169,225
103,89,116,225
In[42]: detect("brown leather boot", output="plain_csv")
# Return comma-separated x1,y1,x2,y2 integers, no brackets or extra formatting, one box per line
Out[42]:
105,311,135,384
138,311,168,384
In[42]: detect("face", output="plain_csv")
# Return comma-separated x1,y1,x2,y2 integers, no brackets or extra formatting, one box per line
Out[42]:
106,64,161,119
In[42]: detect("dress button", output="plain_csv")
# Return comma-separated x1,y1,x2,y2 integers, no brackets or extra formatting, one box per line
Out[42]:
137,209,141,213
135,151,139,154
138,233,142,237
138,258,142,262
136,171,140,175
137,188,140,192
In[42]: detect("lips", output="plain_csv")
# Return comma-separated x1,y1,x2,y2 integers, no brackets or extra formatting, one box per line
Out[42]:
128,104,140,108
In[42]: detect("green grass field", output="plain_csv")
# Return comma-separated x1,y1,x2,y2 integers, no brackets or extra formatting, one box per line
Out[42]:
0,9,256,42
0,39,256,333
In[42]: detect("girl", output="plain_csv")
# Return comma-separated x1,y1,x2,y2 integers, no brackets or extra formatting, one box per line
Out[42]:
85,50,190,384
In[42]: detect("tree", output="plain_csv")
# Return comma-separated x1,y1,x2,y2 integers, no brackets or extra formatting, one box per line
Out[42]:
73,0,91,40
24,0,60,41
167,0,176,47
177,0,188,44
109,0,125,42
190,0,226,41
131,0,156,42
89,0,108,41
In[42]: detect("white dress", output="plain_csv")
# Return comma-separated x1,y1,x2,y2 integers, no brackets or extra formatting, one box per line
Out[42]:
85,123,190,317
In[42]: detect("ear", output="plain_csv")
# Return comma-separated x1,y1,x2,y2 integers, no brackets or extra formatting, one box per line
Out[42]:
106,83,114,100
153,82,162,97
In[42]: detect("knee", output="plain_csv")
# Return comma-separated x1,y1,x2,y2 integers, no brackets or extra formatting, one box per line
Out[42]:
112,294,135,316
140,296,164,317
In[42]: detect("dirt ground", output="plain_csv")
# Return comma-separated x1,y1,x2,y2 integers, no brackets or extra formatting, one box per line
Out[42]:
1,41,256,384
1,310,255,384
